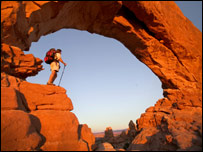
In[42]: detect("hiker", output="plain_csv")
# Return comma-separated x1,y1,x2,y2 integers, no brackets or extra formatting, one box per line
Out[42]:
47,49,67,85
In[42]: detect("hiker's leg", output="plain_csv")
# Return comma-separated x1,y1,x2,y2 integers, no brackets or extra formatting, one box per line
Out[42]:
52,71,57,83
48,61,59,84
48,70,56,83
52,62,59,83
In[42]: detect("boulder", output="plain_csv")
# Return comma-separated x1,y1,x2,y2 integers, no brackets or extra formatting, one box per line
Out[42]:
1,44,43,79
1,110,42,151
30,110,88,151
19,81,73,111
79,124,96,151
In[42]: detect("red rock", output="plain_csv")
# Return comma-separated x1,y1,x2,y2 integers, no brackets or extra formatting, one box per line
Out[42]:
19,81,73,111
128,127,177,151
135,107,202,151
1,87,26,111
1,110,42,151
1,72,22,88
1,1,202,92
1,75,95,151
165,134,173,143
30,110,88,151
79,124,95,151
1,44,43,79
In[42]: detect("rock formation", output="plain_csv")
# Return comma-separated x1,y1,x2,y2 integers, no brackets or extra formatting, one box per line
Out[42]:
1,1,202,151
78,124,96,151
1,73,95,151
1,43,43,79
104,127,114,140
126,120,137,142
95,120,137,150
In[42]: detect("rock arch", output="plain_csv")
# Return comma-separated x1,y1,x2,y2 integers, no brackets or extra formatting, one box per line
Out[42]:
1,1,202,151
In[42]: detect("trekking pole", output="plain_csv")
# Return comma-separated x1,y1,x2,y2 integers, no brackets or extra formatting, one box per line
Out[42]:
58,65,66,86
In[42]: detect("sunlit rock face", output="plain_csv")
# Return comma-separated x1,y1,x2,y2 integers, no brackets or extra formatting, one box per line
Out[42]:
1,1,202,151
1,44,43,79
1,73,95,151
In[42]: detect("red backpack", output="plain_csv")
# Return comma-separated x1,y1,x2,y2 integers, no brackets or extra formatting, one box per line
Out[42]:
44,48,56,64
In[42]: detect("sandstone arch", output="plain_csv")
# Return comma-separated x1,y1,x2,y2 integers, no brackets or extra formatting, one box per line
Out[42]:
1,1,202,151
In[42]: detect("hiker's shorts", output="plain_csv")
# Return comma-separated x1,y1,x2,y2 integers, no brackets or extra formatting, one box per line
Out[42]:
50,61,60,72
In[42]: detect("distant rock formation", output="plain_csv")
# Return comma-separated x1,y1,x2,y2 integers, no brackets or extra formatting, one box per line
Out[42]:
104,127,114,140
94,120,137,150
126,120,137,142
1,1,202,151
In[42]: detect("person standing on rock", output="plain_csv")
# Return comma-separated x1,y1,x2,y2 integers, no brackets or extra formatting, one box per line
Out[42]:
47,49,67,85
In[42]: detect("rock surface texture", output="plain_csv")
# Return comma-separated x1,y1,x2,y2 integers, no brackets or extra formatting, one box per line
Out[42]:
1,1,202,151
1,73,95,151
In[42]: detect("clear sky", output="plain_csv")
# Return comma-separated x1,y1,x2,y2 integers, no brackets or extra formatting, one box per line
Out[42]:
25,1,202,133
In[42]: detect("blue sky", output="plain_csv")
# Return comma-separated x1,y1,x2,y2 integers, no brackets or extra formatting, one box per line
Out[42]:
25,2,202,133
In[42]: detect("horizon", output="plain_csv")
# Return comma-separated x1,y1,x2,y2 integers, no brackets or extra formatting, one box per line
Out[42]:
93,128,127,134
25,1,202,133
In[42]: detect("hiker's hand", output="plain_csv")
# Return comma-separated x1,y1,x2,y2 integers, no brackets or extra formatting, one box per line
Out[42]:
64,63,67,66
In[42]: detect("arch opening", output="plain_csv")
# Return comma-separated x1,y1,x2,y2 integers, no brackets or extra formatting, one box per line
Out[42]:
25,28,163,132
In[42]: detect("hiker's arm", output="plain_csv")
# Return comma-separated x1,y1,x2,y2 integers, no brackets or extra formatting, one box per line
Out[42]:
59,58,67,66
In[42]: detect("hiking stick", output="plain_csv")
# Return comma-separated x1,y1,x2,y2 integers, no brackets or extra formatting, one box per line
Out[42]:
58,65,66,86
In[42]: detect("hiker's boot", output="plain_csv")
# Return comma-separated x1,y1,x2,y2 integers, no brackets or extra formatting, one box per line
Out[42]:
47,82,55,86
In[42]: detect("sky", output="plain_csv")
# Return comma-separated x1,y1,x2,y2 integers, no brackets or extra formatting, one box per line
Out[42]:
25,1,202,133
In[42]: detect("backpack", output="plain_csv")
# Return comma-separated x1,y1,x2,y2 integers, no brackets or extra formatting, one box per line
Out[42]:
44,48,56,64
